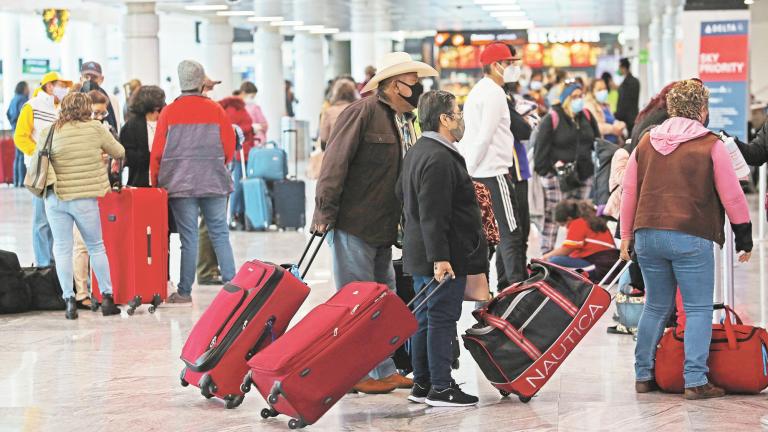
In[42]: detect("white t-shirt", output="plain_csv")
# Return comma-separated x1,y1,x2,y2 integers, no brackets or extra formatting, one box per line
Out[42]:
147,120,157,151
458,77,516,178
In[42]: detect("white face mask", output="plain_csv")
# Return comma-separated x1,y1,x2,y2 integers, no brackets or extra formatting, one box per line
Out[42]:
595,89,609,103
530,80,543,91
52,86,69,101
503,65,523,84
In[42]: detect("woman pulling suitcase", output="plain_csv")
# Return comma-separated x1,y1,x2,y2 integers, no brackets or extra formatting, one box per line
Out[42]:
398,90,489,407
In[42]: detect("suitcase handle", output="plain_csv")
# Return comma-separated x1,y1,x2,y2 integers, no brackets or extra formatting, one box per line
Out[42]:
407,275,452,314
599,259,632,299
146,226,152,265
295,230,329,280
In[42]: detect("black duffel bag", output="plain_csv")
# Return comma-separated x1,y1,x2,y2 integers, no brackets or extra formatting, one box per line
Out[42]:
0,250,32,314
22,266,66,310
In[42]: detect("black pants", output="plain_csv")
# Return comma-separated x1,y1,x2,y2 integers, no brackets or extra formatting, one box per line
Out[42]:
477,175,529,291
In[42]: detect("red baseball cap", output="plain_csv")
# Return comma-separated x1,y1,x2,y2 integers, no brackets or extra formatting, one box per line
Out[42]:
480,43,519,66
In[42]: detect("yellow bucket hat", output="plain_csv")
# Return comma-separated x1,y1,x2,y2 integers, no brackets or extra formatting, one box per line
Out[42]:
40,71,73,88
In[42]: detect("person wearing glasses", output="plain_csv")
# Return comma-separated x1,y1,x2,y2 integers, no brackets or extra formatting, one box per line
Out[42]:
399,90,488,407
459,42,522,291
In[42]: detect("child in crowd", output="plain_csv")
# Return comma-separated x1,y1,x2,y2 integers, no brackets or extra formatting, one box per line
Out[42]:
542,199,618,281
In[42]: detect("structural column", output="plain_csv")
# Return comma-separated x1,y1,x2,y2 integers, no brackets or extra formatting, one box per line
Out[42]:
60,23,81,82
1,12,22,119
350,0,377,82
661,0,679,86
203,16,234,100
647,0,663,95
293,33,325,134
253,26,285,143
123,1,160,85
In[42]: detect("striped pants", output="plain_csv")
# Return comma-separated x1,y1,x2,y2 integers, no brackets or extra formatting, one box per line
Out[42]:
539,175,592,254
476,175,520,287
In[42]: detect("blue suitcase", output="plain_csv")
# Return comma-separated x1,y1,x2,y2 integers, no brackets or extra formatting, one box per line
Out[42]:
247,144,287,181
243,178,272,231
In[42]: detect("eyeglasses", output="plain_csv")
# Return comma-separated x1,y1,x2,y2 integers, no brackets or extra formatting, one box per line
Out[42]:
445,111,463,120
93,111,108,118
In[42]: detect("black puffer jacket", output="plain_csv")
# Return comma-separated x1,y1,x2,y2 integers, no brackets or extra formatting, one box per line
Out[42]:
533,104,600,179
735,121,768,166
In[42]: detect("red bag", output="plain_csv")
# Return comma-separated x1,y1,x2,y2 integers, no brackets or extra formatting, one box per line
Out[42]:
92,187,169,313
655,305,768,394
0,137,15,184
473,181,500,247
245,281,418,428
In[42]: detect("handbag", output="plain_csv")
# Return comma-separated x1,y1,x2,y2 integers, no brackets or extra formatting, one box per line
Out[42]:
472,181,500,247
306,149,324,180
24,126,55,197
464,274,491,302
654,305,768,394
555,161,583,193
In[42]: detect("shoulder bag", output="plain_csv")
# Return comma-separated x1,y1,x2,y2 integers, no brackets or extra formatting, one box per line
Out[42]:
24,126,55,197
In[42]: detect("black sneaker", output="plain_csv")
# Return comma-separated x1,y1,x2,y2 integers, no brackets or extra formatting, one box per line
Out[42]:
408,382,431,404
425,383,478,407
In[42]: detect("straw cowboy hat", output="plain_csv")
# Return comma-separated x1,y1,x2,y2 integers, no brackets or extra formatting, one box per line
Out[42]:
360,52,438,94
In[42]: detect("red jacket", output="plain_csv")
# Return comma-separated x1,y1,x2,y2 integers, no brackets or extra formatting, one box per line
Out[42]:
150,94,235,196
219,96,255,160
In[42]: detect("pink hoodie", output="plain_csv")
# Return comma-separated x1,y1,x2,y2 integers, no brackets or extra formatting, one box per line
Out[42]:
620,117,750,240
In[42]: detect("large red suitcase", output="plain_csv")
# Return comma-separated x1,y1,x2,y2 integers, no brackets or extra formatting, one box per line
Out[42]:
463,259,627,402
0,137,16,184
91,187,169,314
244,281,418,429
180,260,310,409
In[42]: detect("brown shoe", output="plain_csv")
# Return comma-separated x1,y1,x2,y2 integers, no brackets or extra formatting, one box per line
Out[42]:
351,378,397,394
635,379,660,393
684,383,725,400
380,373,414,389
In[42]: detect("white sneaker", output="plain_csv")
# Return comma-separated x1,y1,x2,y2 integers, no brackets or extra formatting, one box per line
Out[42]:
761,415,768,428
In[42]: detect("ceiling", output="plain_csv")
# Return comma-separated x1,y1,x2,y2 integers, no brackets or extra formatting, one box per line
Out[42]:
128,0,628,32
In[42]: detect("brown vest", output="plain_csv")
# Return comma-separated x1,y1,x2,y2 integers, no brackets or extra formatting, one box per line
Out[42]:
633,132,725,245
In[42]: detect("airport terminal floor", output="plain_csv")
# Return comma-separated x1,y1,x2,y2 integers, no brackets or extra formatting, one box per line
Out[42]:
2,187,767,432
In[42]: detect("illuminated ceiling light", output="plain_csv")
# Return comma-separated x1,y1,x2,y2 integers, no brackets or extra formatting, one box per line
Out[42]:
184,4,228,11
434,32,449,46
481,4,522,11
248,16,284,22
271,20,304,26
504,20,535,29
311,28,340,34
452,33,465,46
295,25,325,31
491,11,527,18
216,10,255,16
745,0,754,4
474,0,518,5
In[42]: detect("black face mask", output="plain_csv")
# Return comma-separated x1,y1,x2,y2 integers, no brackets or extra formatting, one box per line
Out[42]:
703,114,710,128
398,81,423,109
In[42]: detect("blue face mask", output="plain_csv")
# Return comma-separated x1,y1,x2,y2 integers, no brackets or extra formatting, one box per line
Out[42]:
595,89,609,103
570,98,584,114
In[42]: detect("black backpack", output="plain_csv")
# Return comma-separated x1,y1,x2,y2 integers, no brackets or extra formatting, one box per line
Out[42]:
0,250,32,314
592,138,620,205
22,266,66,310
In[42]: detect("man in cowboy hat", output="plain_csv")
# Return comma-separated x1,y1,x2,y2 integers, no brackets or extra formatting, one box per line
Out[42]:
311,52,437,394
14,71,73,267
459,42,526,290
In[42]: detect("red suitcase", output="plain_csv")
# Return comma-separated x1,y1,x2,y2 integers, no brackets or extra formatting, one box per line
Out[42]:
180,260,310,409
244,281,419,429
463,259,628,402
0,137,16,184
91,187,169,314
179,234,322,409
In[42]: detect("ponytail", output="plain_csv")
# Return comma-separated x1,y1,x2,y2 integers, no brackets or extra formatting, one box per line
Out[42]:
554,199,608,233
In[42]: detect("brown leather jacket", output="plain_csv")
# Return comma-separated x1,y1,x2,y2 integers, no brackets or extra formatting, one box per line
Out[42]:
312,94,410,246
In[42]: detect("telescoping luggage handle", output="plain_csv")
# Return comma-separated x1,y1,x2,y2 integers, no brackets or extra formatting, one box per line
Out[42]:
294,230,329,280
599,259,633,300
406,275,453,314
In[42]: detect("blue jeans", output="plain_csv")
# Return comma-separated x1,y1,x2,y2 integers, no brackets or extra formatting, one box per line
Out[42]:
170,196,236,296
633,229,714,388
229,161,245,218
411,274,466,389
327,229,397,379
13,149,26,187
548,255,592,269
44,194,113,299
33,195,54,266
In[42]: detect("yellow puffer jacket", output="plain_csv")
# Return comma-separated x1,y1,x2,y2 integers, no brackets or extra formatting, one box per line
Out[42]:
39,120,125,201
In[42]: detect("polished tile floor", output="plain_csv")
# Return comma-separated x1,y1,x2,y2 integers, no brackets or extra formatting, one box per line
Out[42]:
1,186,768,432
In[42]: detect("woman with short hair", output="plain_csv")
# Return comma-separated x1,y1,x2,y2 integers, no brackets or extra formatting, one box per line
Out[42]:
38,93,126,319
620,79,752,399
120,85,166,187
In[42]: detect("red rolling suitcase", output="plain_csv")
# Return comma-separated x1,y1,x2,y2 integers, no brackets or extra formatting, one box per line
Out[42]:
244,280,421,429
463,259,629,402
0,137,15,184
91,187,169,314
179,234,323,409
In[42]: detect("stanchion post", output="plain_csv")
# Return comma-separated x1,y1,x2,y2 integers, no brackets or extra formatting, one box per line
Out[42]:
759,165,766,241
722,218,735,323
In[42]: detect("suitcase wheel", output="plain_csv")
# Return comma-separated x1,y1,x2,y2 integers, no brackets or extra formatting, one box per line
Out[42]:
224,394,244,409
199,374,216,399
499,390,510,398
240,371,253,394
148,294,162,313
180,368,189,387
260,408,278,419
519,396,531,403
288,419,307,429
127,295,142,316
268,393,279,405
